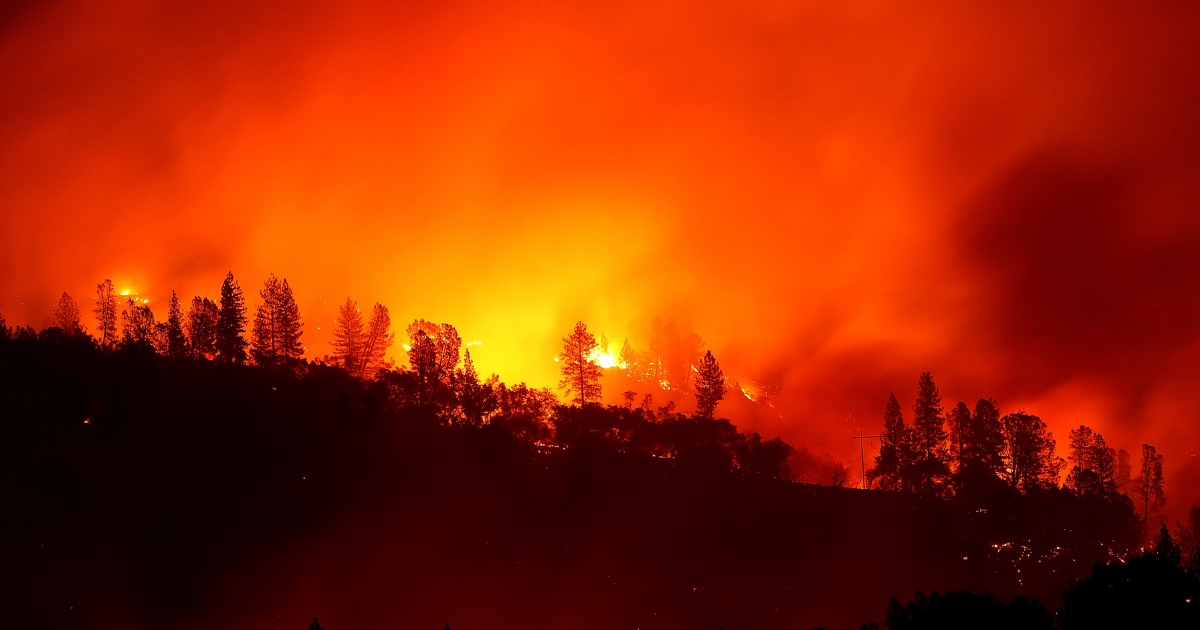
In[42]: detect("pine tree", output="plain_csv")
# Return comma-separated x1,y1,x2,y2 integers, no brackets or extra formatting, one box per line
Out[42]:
559,321,601,405
456,349,495,426
93,279,118,348
216,272,248,363
874,393,913,491
251,274,304,367
912,372,947,460
1155,523,1183,567
947,401,972,473
187,296,220,359
164,291,187,358
358,303,393,380
405,319,461,402
968,397,1005,474
331,297,364,374
1135,443,1167,528
911,372,949,492
693,350,726,419
1179,505,1200,573
407,328,438,406
52,292,84,335
1065,425,1119,497
619,339,635,371
1092,434,1120,496
120,297,157,348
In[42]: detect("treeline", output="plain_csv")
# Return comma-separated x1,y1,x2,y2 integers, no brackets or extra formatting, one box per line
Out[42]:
868,373,1168,532
0,275,792,482
855,523,1200,629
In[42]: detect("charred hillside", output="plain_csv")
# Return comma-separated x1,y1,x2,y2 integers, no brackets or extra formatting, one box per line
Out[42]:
0,330,1140,630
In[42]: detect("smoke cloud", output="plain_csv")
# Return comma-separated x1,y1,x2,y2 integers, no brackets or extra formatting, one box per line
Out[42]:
2,1,1199,516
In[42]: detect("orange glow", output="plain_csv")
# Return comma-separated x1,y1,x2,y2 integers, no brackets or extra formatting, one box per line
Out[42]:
1,1,1199,518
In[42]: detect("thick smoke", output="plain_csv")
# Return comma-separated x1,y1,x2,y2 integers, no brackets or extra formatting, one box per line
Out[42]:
1,1,1199,516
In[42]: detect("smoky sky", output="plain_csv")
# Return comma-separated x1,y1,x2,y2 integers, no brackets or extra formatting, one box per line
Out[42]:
2,1,1200,515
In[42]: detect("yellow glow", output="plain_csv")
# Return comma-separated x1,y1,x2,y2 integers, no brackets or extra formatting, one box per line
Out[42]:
587,345,626,369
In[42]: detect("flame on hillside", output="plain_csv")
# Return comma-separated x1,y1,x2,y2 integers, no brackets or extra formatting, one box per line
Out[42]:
588,345,626,369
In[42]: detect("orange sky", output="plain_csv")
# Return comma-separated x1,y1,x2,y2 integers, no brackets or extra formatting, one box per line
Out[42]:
2,1,1199,515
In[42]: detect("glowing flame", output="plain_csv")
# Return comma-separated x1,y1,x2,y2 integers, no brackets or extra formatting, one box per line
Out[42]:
587,346,626,369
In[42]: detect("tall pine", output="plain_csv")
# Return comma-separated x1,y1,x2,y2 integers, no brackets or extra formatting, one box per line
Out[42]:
559,321,602,405
165,291,188,358
331,297,364,373
93,279,118,348
216,272,248,363
693,350,726,419
358,302,393,379
874,393,913,491
187,296,220,359
251,274,304,367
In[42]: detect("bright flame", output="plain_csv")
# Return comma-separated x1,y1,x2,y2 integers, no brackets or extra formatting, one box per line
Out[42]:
587,346,626,369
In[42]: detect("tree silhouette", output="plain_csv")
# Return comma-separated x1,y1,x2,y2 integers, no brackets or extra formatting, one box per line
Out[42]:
216,272,248,364
1135,443,1166,529
456,349,496,426
1001,411,1062,492
970,398,1005,471
912,372,947,464
251,274,304,367
863,589,1054,630
1065,425,1119,498
187,296,220,359
559,321,601,405
120,297,157,348
874,393,912,492
52,292,84,335
405,320,460,406
331,297,364,374
693,350,726,419
407,328,438,406
1059,525,1200,628
947,401,972,473
619,338,635,371
93,279,118,348
357,302,393,379
1179,504,1200,572
164,291,188,358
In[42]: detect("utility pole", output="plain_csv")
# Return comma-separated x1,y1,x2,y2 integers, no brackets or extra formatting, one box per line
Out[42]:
851,432,882,490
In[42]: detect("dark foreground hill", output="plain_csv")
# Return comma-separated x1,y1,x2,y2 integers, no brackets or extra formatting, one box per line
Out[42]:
0,332,1139,629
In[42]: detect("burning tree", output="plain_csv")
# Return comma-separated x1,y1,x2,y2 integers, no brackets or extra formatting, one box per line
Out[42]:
559,320,601,405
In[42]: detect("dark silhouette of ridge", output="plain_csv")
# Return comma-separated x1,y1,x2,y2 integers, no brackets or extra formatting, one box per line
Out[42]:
0,326,1147,629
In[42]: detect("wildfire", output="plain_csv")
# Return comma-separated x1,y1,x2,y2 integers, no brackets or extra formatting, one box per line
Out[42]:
587,346,626,369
